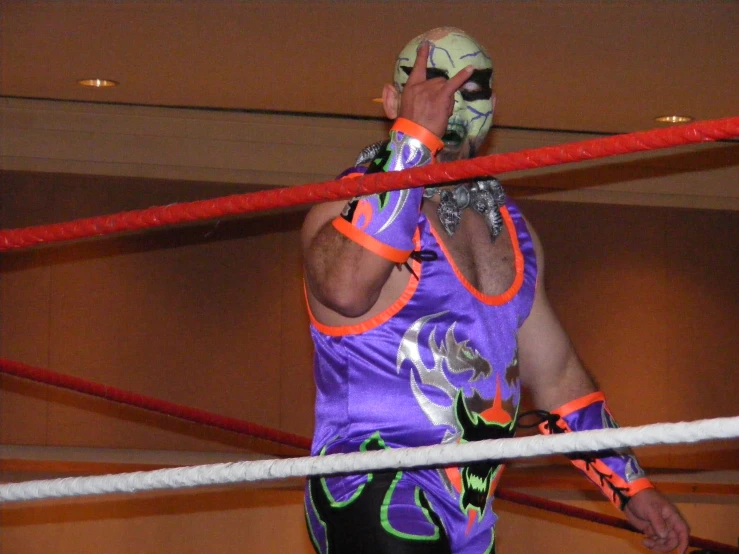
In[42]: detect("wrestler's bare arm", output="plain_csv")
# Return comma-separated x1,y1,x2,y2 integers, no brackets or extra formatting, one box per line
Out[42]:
302,201,397,317
517,222,689,554
303,41,473,318
517,222,596,410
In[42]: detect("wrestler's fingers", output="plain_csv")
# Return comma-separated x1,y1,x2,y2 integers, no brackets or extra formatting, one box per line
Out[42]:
407,41,430,86
666,511,690,554
656,503,689,554
675,526,689,554
639,523,655,538
643,532,678,552
650,529,683,553
443,64,474,94
650,532,673,550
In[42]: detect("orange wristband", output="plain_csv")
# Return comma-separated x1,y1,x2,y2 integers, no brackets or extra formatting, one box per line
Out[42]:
391,118,444,154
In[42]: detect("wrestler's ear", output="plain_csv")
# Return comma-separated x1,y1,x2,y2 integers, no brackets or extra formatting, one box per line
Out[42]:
382,84,400,119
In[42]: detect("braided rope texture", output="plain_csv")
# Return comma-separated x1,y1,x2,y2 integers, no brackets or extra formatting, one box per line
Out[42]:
2,415,737,503
1,116,737,252
0,358,311,450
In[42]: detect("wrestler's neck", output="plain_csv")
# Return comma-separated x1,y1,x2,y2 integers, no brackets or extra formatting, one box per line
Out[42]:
436,141,475,164
430,145,476,193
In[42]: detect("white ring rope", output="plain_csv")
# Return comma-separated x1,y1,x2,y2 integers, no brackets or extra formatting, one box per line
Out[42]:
2,415,737,503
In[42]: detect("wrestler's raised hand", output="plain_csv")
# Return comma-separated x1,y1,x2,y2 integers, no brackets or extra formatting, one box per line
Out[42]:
398,41,473,138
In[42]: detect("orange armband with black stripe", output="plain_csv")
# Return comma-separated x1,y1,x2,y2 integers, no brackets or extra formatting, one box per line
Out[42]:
539,392,654,510
332,118,442,263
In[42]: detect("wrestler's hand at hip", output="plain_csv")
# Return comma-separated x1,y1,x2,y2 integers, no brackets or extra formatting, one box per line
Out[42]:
624,488,689,553
398,41,473,138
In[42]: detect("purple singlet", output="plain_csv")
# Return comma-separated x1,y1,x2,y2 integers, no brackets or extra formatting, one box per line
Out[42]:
305,199,537,554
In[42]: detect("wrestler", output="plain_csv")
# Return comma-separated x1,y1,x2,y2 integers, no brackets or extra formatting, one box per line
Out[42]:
301,27,689,554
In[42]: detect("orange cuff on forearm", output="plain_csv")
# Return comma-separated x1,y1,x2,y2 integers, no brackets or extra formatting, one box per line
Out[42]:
332,216,413,263
540,391,654,511
391,118,444,154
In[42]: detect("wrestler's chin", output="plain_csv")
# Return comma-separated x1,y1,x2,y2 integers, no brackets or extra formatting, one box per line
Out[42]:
438,142,472,163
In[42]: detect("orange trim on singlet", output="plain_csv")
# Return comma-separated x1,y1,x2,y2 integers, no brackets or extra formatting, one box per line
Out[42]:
552,391,606,417
429,205,525,306
305,231,422,337
332,217,412,264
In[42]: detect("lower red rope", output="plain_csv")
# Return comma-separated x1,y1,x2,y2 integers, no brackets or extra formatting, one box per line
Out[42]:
496,489,739,553
0,358,311,451
1,116,737,251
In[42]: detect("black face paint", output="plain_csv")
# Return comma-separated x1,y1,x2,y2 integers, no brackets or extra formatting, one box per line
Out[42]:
462,68,493,101
400,66,492,101
400,66,449,81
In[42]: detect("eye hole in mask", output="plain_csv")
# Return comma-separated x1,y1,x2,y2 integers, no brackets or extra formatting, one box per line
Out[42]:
400,66,493,102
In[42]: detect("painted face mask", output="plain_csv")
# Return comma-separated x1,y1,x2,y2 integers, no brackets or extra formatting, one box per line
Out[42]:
394,28,494,162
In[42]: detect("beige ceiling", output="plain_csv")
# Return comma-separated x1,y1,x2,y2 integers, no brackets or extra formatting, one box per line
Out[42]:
1,1,738,212
2,0,738,134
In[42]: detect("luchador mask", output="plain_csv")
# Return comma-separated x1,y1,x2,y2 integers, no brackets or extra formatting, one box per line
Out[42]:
393,28,494,162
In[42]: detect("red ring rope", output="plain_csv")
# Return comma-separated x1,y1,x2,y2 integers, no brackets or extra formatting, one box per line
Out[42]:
0,358,310,450
1,357,736,551
496,489,739,554
1,116,737,252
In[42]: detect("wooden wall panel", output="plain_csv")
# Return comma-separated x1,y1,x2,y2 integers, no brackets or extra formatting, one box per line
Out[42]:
277,226,317,443
0,172,313,456
1,177,55,445
0,488,314,554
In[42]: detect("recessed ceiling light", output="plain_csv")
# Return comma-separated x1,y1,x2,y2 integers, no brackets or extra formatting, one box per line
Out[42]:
77,78,119,88
654,114,693,124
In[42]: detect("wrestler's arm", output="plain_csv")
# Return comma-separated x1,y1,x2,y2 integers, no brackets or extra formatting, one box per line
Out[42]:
302,202,397,317
516,224,596,410
303,41,472,318
517,223,689,554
